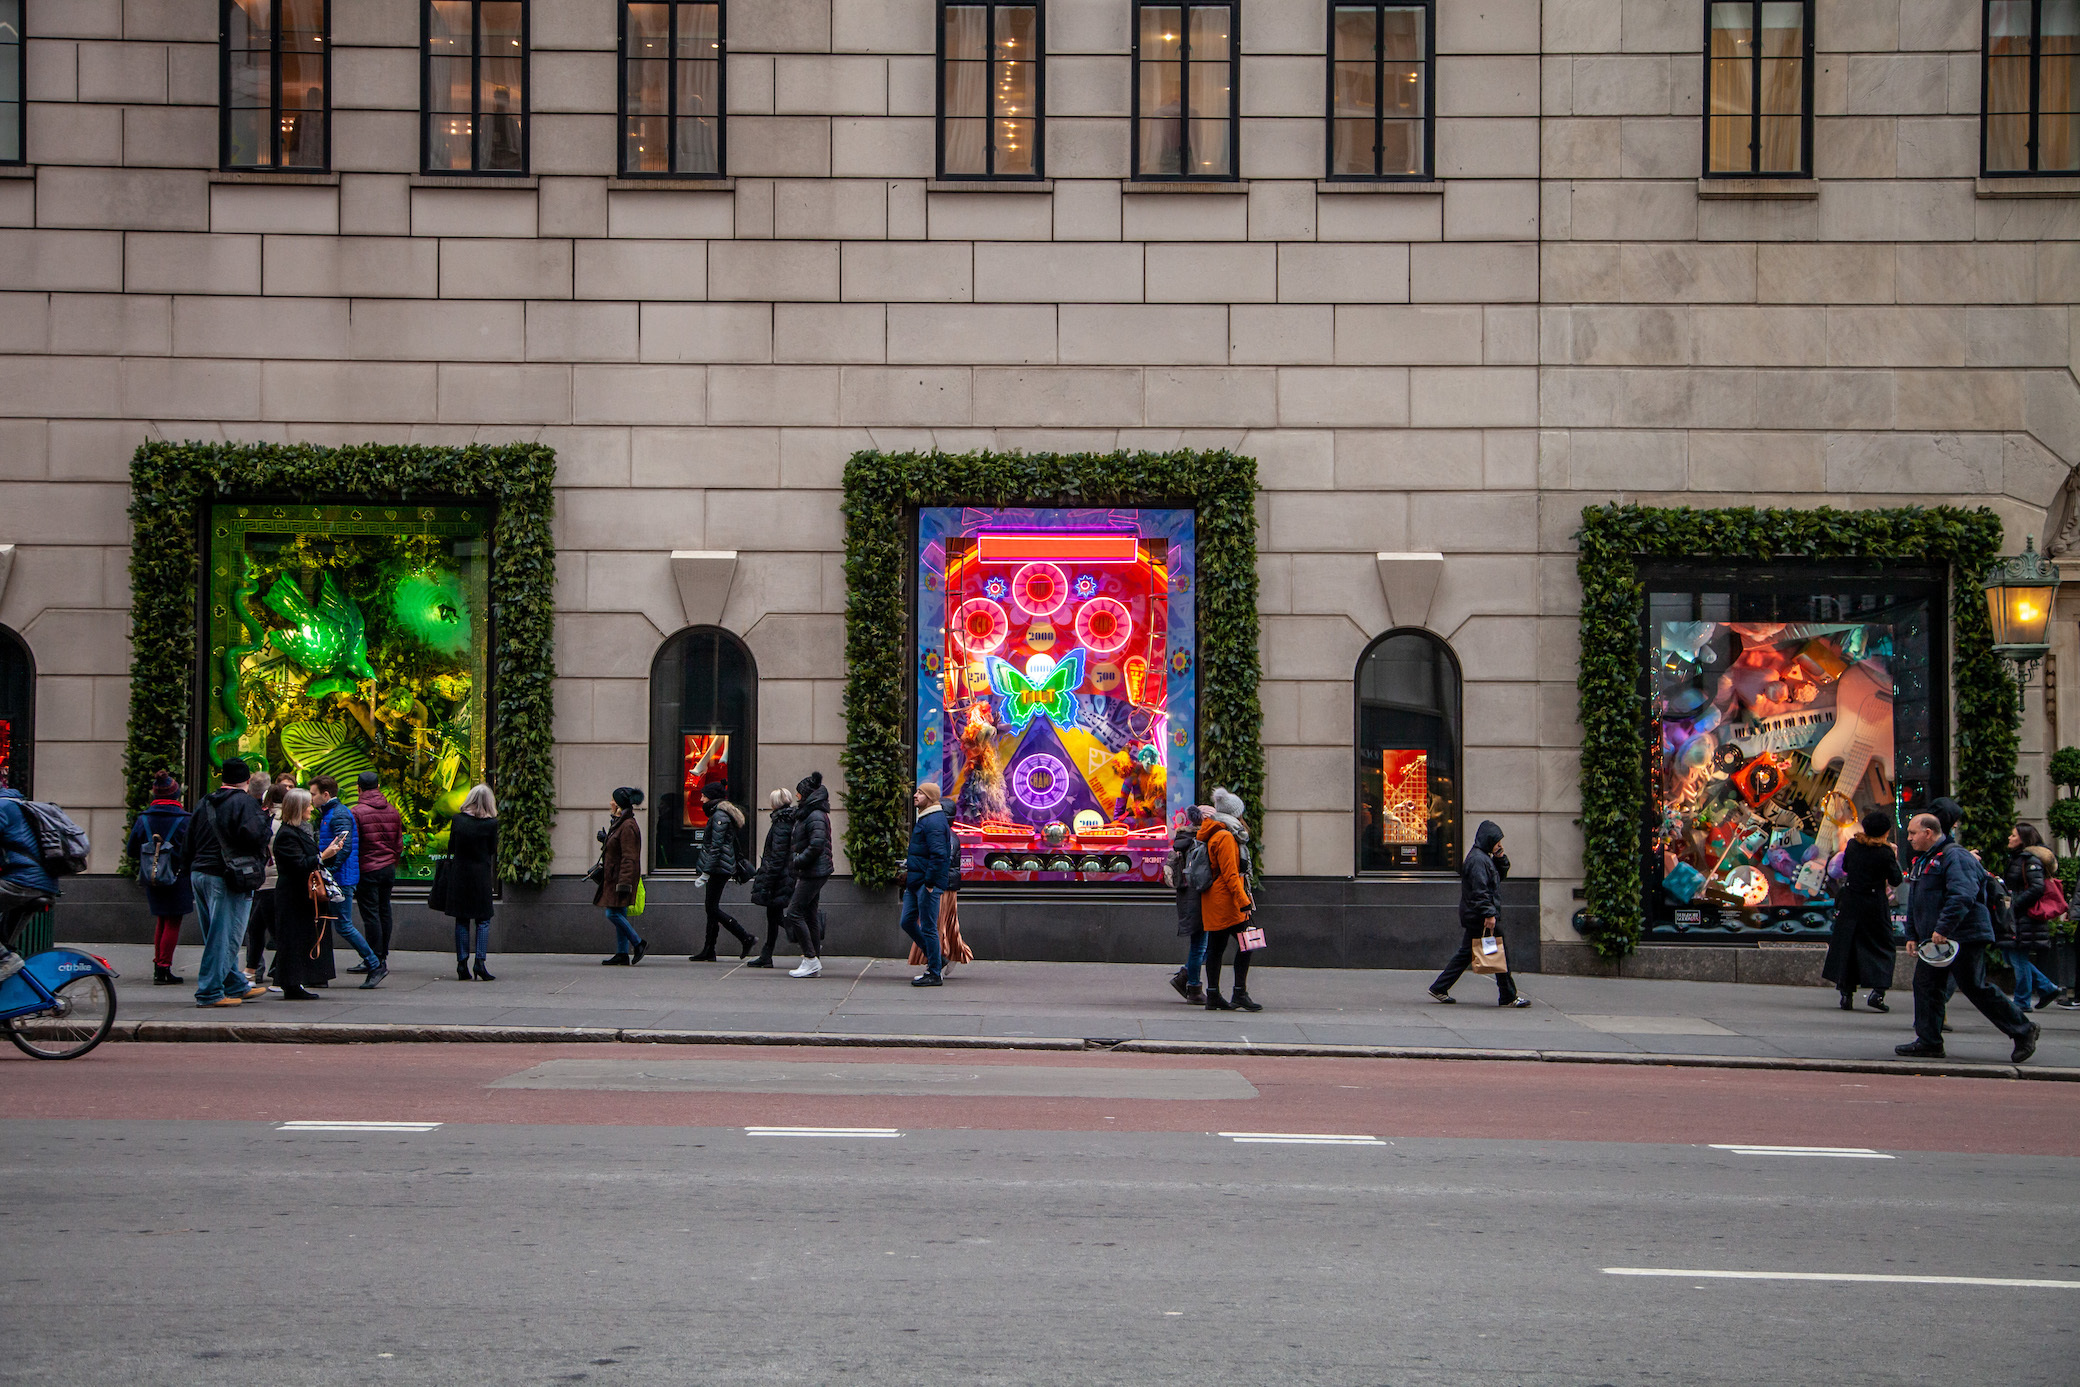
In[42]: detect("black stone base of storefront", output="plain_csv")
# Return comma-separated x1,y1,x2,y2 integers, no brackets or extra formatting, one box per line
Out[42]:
45,874,1540,974
1542,939,1918,991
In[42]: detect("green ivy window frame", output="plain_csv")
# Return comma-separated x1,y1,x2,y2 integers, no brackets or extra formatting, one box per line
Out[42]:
1574,503,2013,959
126,442,558,888
841,449,1261,889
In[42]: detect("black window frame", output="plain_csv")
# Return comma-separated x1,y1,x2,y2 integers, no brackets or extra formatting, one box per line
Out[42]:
0,623,33,800
1324,0,1435,181
935,0,1048,181
1982,0,2079,176
1700,0,1814,179
218,0,332,173
1353,628,1463,876
421,0,532,177
1131,0,1241,181
0,0,23,168
617,0,728,179
647,625,759,874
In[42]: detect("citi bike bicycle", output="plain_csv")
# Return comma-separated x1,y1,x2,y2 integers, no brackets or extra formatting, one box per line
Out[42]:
0,928,119,1059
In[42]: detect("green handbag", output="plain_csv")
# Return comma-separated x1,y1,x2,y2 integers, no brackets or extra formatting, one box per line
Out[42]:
628,878,647,917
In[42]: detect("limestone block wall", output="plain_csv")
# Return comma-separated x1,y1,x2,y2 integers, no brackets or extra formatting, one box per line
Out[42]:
1535,0,2080,936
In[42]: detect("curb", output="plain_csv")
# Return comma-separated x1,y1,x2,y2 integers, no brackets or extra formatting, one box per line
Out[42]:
100,1020,2080,1081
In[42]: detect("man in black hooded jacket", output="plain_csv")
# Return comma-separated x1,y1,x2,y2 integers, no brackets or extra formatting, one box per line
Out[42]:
1428,819,1529,1007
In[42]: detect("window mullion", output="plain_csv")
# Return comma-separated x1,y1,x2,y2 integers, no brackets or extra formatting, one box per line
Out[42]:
2029,0,2042,170
271,0,284,167
1374,4,1385,175
985,3,996,176
471,1,483,171
667,2,678,172
1179,17,1191,173
1750,0,1762,172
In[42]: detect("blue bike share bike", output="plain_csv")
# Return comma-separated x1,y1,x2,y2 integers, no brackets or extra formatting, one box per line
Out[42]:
0,935,119,1060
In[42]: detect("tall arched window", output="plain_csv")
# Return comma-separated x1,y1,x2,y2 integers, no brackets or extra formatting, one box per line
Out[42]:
648,625,756,871
0,624,31,797
1355,629,1460,872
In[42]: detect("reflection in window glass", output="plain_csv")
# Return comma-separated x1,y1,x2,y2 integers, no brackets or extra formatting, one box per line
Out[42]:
1985,0,2080,173
0,0,21,165
1646,569,1941,940
1329,3,1430,178
939,2,1042,178
650,628,756,871
1356,632,1460,872
424,0,527,173
0,624,31,797
222,0,330,170
1706,0,1808,175
622,2,722,176
1134,0,1235,177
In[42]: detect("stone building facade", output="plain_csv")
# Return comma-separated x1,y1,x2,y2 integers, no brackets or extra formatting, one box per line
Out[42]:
0,0,2073,967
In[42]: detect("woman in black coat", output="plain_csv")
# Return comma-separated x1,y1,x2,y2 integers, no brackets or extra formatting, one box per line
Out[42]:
1824,810,1903,1012
746,788,797,969
443,784,500,982
270,787,345,1000
2003,821,2064,1010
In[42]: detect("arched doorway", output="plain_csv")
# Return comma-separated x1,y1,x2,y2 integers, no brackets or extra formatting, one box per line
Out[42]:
1354,628,1461,873
648,625,757,871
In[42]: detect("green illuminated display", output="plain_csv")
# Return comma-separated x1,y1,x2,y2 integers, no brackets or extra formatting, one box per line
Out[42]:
207,503,491,881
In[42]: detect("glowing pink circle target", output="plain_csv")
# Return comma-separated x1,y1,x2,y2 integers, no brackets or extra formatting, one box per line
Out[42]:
1073,597,1133,655
1012,563,1069,619
1010,752,1071,811
951,598,1010,657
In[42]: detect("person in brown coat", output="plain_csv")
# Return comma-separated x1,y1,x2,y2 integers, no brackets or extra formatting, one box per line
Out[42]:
1198,786,1260,1012
596,786,646,965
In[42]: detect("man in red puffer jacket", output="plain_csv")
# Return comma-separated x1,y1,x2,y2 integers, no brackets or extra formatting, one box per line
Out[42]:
351,771,405,965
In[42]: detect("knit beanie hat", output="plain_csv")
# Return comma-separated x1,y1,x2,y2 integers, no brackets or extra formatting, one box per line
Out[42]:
1211,787,1245,820
151,771,179,798
795,770,824,798
613,786,644,810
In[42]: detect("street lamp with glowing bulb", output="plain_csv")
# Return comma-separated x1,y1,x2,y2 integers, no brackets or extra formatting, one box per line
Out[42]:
1983,535,2061,713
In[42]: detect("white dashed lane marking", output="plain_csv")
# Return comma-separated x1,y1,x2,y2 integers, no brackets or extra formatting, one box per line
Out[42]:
1219,1131,1386,1146
277,1121,443,1133
1607,1268,2080,1289
745,1126,902,1138
1709,1144,1894,1159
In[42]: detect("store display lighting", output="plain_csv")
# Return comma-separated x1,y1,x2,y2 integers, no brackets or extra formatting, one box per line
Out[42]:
1983,535,2061,710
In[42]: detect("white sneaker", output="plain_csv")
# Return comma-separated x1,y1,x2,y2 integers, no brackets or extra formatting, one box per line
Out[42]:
788,958,822,978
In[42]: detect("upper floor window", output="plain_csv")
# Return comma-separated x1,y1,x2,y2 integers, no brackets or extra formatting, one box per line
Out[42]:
222,0,330,171
0,1,22,166
424,0,528,175
1133,0,1237,179
621,2,724,177
939,2,1044,179
1328,2,1432,179
1705,0,1811,176
1986,0,2078,173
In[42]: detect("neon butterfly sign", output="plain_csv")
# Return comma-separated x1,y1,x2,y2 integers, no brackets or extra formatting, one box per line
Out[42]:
986,649,1087,731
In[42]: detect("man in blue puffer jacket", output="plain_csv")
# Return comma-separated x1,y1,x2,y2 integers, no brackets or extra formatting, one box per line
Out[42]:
900,780,953,987
0,780,59,983
1896,811,2037,1063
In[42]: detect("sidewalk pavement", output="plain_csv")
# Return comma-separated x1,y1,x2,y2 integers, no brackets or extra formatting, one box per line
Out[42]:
85,942,2080,1079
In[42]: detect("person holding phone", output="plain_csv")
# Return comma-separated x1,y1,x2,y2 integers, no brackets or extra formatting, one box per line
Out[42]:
269,788,344,1000
1428,819,1529,1008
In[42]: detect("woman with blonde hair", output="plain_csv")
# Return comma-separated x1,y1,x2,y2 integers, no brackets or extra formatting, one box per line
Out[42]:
443,783,500,981
270,787,344,1000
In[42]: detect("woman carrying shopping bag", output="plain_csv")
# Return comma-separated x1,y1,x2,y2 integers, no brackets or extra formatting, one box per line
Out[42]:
1198,787,1261,1013
1429,820,1530,1007
596,787,646,965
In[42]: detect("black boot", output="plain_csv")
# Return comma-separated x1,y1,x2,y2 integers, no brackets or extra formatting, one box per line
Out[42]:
153,964,184,986
631,938,647,964
1205,990,1234,1011
1231,988,1263,1013
1839,991,1854,1010
602,953,631,966
457,962,472,981
730,922,756,959
1866,990,1888,1012
473,961,496,981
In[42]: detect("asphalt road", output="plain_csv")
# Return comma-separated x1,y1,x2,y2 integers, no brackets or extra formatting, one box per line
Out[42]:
3,1046,2077,1386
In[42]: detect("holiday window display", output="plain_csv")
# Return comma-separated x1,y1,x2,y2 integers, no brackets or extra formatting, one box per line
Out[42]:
681,734,730,829
916,508,1197,884
206,503,491,883
1646,576,1939,938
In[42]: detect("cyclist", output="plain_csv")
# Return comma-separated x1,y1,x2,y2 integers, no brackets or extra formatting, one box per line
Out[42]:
0,776,59,983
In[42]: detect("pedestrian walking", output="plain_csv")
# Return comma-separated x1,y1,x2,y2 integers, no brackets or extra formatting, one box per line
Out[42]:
1823,810,1902,1012
1166,805,1207,1004
1198,787,1261,1012
1429,819,1530,1008
244,780,287,984
311,776,384,987
746,788,798,969
443,784,500,981
269,787,344,1000
126,771,193,987
900,780,952,987
351,770,404,966
178,758,272,1009
596,787,646,965
783,771,833,978
690,783,756,962
0,775,58,985
927,792,974,975
1894,812,2038,1063
2002,822,2066,1011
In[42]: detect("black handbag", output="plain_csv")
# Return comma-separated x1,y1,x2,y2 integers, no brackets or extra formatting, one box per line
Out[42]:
213,796,267,893
428,856,452,914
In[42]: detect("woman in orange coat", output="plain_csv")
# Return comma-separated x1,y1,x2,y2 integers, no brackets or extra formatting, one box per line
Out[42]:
1199,787,1260,1012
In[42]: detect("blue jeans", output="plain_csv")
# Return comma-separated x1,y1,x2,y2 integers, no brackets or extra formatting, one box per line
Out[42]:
605,907,641,953
330,895,380,971
2002,945,2060,1004
192,872,254,1004
455,919,489,964
1183,927,1208,986
900,883,943,976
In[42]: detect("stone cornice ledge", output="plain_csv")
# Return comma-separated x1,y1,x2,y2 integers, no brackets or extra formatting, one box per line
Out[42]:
927,179,1053,192
1696,177,1819,199
210,169,340,186
1977,176,2080,198
1123,179,1249,193
607,177,736,191
1318,179,1444,194
410,174,539,189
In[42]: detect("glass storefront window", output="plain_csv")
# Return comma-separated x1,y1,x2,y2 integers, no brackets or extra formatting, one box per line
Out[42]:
915,508,1196,885
648,626,756,871
0,624,31,796
1355,630,1460,871
206,503,491,881
1645,564,1943,939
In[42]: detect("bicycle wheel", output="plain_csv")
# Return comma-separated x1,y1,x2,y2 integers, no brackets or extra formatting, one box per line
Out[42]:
6,974,117,1060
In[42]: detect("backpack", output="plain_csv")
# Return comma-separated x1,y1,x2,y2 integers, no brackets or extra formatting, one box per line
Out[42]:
141,823,181,886
18,800,91,876
1185,836,1215,893
1979,858,2015,941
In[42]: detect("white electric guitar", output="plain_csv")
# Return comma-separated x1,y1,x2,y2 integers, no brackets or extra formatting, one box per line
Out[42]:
1808,661,1894,800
